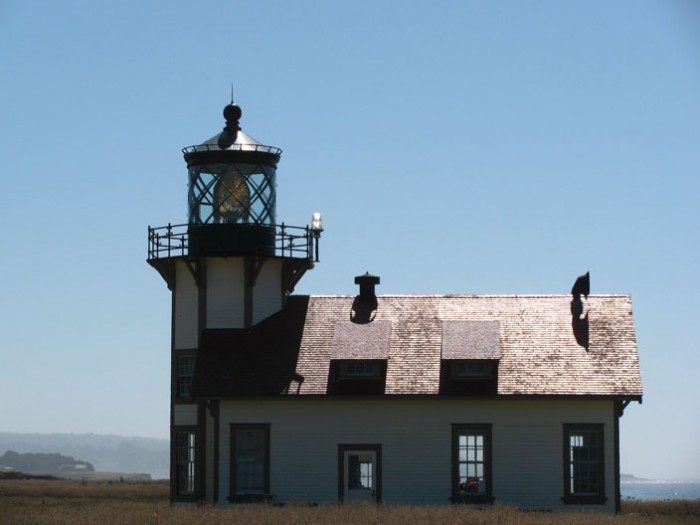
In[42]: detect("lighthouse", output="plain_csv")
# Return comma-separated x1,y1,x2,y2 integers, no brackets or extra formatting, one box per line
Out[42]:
144,101,642,511
147,101,321,502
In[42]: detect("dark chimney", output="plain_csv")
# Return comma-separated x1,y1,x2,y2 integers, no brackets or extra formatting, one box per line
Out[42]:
354,272,380,304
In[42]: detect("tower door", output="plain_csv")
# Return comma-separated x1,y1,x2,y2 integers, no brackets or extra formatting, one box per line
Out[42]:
339,445,381,503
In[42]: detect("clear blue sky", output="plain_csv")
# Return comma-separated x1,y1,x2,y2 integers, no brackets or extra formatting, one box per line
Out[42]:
1,1,698,480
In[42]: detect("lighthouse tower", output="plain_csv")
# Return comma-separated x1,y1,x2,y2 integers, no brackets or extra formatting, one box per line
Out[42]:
147,101,321,502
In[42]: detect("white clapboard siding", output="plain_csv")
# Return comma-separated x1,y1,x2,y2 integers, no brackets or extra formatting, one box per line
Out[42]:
206,259,245,329
173,262,199,349
214,399,615,511
252,259,283,325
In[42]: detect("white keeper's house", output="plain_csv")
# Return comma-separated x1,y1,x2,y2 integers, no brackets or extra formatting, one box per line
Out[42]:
147,101,642,513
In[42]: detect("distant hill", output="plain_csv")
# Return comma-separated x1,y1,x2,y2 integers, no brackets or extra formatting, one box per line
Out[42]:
0,433,168,479
0,450,94,475
621,473,653,482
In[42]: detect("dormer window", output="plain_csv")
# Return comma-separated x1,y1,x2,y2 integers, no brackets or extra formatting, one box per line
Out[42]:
328,360,387,395
452,361,494,379
342,361,380,379
441,360,498,395
328,321,390,395
440,321,500,396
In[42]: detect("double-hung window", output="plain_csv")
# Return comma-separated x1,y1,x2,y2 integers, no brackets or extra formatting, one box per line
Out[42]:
176,430,196,497
177,355,195,398
563,424,605,504
451,424,493,503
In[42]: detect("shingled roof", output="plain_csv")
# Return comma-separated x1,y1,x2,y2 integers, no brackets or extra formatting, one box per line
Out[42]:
191,294,642,399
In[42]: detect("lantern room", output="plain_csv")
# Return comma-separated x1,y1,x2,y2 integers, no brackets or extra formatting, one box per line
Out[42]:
147,100,322,289
183,108,280,227
182,102,281,257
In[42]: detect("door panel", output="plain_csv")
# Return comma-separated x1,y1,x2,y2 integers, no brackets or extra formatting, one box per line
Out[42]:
338,445,381,503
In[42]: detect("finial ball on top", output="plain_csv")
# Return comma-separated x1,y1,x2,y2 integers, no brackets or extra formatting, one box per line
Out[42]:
223,103,242,122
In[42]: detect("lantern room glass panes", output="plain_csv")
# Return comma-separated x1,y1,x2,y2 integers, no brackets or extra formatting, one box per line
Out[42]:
188,163,276,226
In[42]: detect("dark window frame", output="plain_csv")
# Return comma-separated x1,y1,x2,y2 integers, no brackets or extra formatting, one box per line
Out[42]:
440,361,498,395
177,354,196,398
175,428,197,498
450,360,495,379
327,359,387,395
340,360,381,379
562,424,606,505
451,424,494,504
229,424,272,503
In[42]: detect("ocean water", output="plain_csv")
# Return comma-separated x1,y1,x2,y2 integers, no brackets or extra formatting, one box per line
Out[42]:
621,482,700,501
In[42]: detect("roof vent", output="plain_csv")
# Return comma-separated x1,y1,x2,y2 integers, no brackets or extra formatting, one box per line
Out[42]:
351,273,380,324
355,272,380,304
571,271,590,298
570,271,590,351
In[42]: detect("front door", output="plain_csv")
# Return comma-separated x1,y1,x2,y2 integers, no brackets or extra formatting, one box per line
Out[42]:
339,445,381,503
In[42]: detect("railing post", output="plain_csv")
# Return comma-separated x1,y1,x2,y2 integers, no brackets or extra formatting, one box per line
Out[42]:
280,223,286,257
147,223,191,261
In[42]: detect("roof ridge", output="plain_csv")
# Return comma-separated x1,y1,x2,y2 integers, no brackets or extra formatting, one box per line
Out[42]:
299,294,632,298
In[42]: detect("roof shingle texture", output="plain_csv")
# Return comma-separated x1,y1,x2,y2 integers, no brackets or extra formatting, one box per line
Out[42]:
297,294,641,397
193,294,642,399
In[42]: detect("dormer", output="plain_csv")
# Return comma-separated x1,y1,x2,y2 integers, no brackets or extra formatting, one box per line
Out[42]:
327,319,390,396
440,321,500,395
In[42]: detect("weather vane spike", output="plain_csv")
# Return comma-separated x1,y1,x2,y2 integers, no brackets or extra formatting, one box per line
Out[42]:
230,83,234,104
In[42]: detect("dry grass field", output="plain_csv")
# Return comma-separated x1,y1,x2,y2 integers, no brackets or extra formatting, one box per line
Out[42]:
1,479,699,525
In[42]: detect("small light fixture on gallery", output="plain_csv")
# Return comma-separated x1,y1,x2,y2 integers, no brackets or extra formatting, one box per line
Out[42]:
310,212,324,262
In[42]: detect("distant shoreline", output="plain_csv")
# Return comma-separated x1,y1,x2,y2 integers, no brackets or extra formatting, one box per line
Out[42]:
621,481,700,501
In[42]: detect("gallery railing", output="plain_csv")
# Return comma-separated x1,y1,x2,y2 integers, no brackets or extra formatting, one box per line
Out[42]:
147,223,315,261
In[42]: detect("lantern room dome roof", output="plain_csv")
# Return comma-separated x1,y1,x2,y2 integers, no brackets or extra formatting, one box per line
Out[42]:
182,102,282,163
183,127,282,157
202,128,262,150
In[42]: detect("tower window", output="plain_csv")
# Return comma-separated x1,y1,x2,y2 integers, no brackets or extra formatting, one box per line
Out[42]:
177,355,196,398
176,430,196,496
